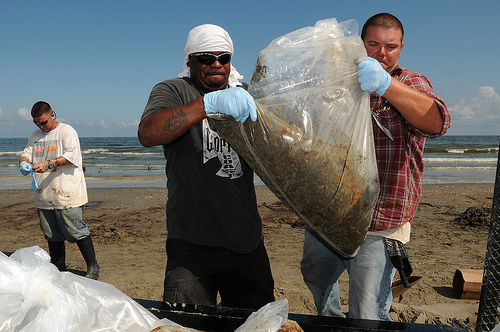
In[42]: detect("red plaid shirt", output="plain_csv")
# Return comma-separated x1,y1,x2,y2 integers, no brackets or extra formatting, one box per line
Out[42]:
369,65,451,231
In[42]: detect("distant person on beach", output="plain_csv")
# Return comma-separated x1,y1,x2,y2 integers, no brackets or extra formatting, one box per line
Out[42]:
19,101,100,280
301,13,451,320
137,24,275,309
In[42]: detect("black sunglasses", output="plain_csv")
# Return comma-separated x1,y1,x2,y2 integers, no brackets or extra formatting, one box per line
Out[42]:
33,112,54,126
191,52,232,66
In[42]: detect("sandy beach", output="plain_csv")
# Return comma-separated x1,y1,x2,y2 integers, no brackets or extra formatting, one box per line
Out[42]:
0,182,495,329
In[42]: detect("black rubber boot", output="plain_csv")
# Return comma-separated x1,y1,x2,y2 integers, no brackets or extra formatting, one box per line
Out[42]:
48,240,67,271
76,235,100,280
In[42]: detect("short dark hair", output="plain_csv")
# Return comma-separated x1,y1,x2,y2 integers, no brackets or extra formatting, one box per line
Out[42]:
31,101,52,118
361,13,404,42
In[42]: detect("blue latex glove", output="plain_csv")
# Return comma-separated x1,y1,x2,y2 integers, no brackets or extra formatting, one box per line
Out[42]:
19,161,38,191
357,57,391,96
31,171,38,191
19,161,32,176
203,87,258,123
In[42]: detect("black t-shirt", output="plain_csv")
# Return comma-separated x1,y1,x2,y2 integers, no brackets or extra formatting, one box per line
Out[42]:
141,78,262,254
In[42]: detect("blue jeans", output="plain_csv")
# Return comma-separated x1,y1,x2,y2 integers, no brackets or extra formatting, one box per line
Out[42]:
38,206,90,242
301,227,395,321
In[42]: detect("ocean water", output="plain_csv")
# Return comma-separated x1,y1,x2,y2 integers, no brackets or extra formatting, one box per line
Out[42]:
0,135,499,189
423,135,499,184
0,137,167,189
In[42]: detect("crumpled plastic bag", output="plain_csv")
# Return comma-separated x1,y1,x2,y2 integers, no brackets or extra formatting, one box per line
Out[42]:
215,18,379,257
235,299,288,332
0,246,179,332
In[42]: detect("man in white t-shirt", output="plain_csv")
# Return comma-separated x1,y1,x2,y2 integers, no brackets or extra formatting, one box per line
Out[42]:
19,101,99,280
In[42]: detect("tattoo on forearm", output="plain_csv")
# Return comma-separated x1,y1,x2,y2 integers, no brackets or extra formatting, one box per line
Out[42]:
55,159,63,167
164,110,188,132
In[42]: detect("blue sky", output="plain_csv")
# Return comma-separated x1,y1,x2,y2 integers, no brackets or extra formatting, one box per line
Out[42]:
2,0,499,138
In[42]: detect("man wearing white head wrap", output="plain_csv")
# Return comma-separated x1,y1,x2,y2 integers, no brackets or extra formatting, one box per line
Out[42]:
138,24,274,310
178,24,243,88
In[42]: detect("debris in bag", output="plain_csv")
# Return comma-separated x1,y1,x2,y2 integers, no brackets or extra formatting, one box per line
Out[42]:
0,246,181,332
215,18,379,257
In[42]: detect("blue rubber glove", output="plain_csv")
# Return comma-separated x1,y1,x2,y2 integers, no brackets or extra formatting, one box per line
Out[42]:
357,57,391,96
31,171,38,191
19,161,32,176
203,87,258,123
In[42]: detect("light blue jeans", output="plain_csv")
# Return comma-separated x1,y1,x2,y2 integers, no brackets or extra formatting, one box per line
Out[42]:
301,227,395,321
38,206,90,242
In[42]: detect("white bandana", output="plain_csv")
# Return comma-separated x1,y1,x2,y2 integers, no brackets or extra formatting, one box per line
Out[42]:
178,24,243,87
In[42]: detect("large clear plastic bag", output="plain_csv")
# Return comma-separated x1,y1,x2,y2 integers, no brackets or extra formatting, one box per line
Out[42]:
216,18,379,257
0,246,179,332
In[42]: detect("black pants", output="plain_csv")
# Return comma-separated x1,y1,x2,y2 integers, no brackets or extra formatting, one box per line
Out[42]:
163,238,275,310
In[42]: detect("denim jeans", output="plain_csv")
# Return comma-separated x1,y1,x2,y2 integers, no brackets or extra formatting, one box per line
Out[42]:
301,227,395,321
38,206,90,242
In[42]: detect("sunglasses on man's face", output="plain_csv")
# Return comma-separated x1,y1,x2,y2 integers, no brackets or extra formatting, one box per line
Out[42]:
33,112,53,126
191,52,232,66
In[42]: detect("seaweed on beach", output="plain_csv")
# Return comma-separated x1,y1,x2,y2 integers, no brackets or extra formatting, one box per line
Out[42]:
453,206,492,228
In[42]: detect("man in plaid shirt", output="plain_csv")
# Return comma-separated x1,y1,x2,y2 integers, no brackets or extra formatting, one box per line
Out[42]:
301,13,451,321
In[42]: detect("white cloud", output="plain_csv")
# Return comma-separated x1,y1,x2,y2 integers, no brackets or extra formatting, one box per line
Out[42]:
117,119,140,128
0,110,140,138
72,119,138,137
448,86,500,135
99,119,109,128
17,107,31,121
89,119,138,130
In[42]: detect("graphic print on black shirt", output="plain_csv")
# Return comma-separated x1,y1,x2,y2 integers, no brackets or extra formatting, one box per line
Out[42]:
202,119,243,179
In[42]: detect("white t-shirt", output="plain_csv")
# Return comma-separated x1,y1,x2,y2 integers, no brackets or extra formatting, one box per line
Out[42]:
367,221,411,244
22,123,87,209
